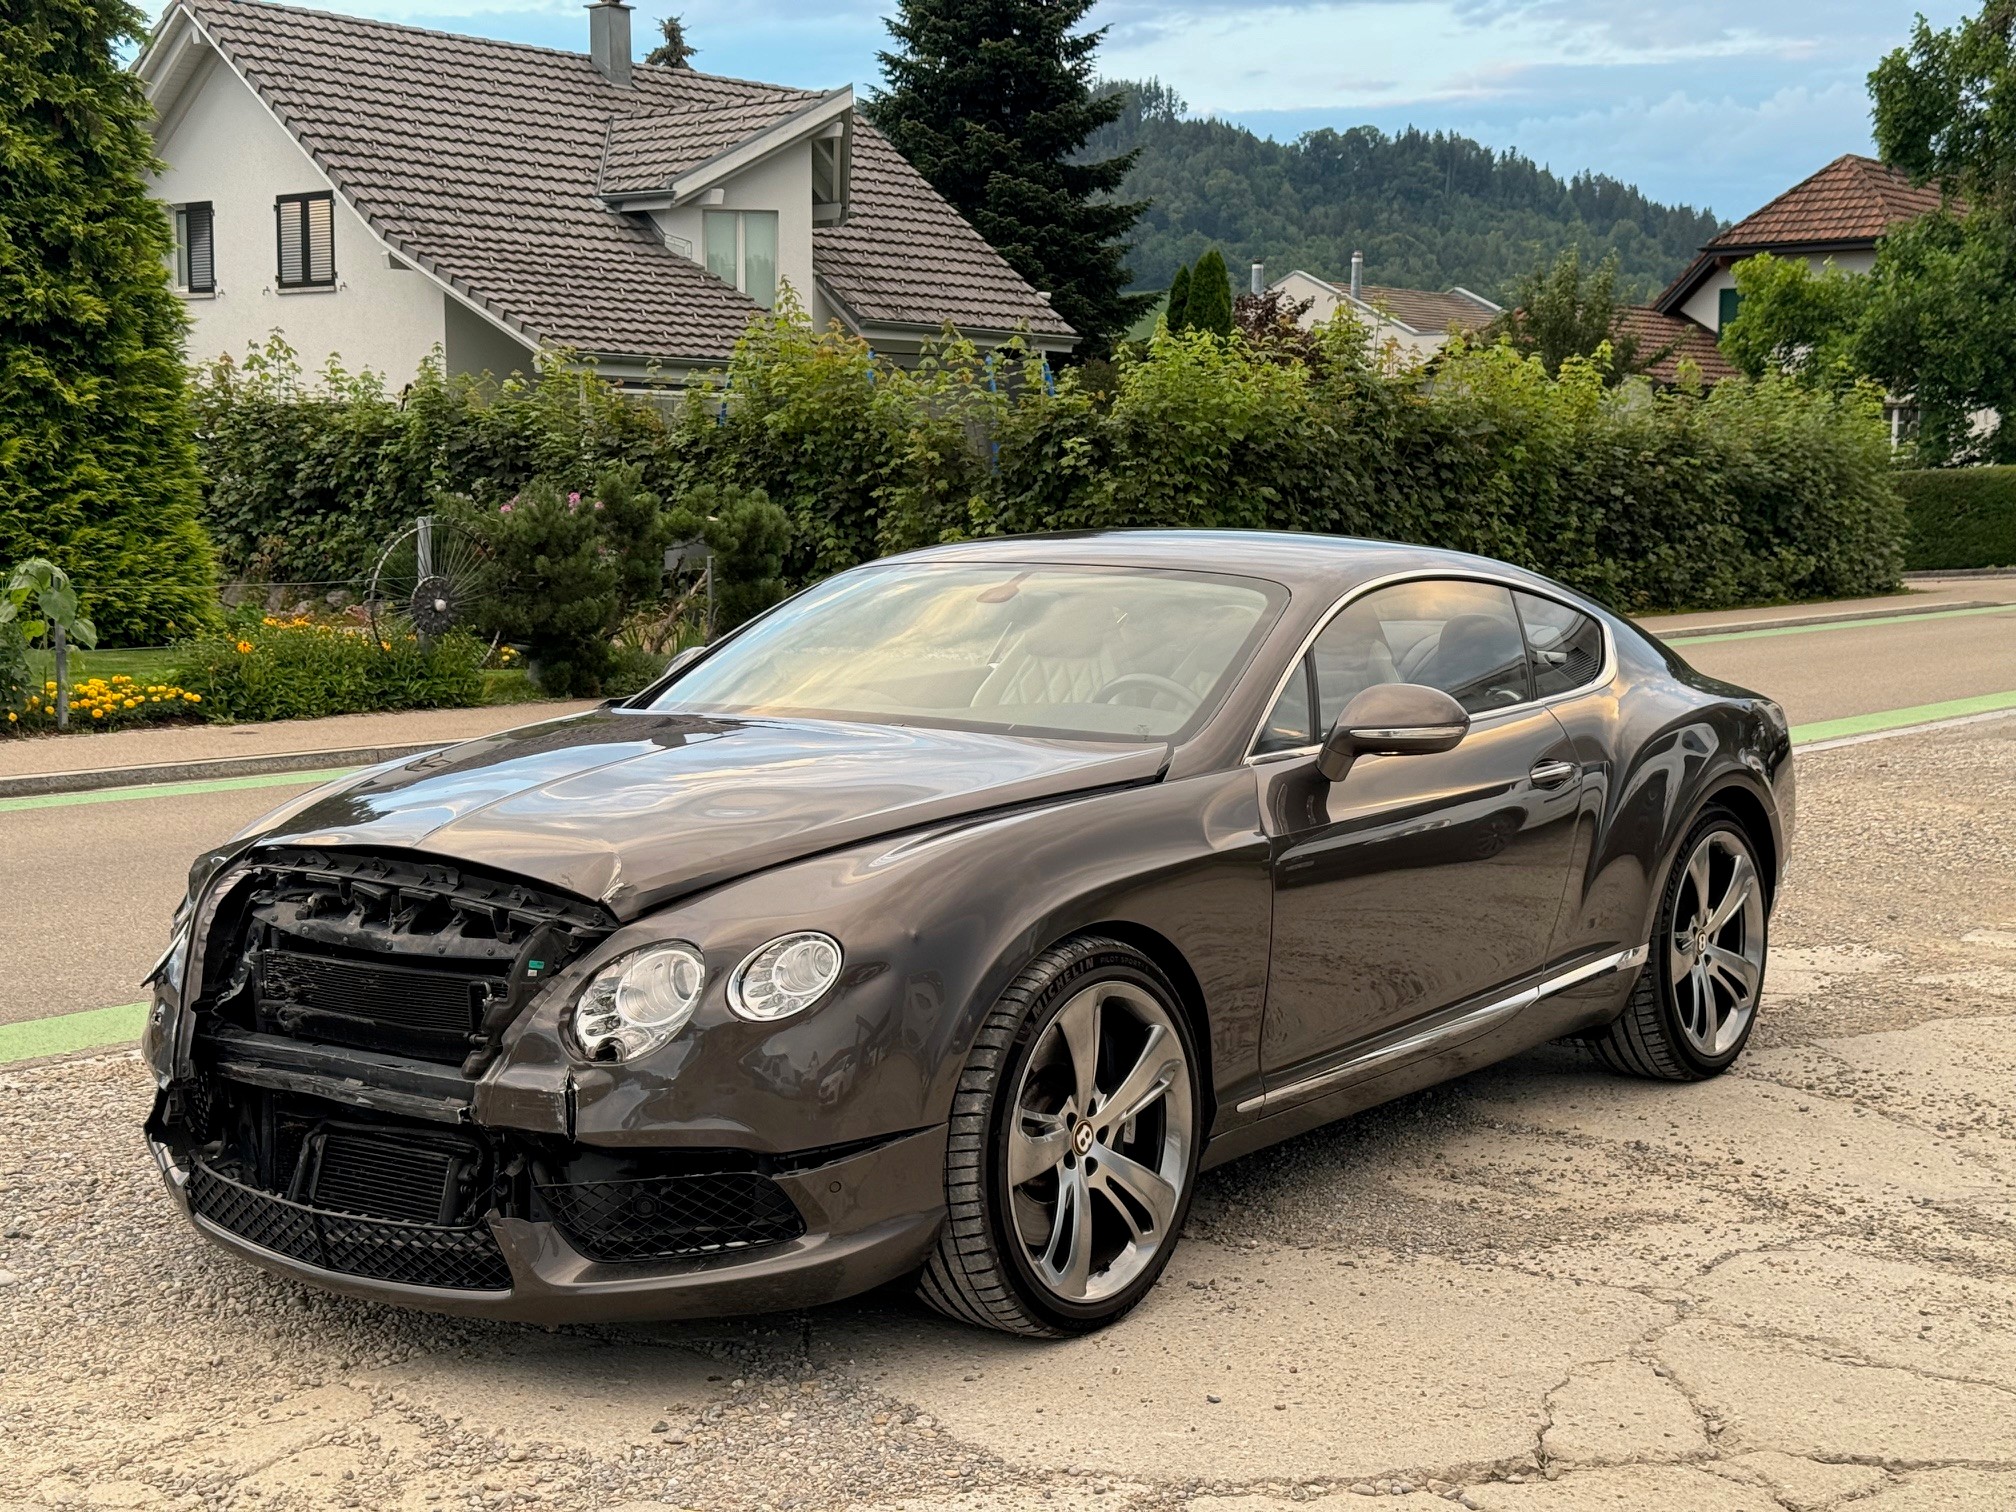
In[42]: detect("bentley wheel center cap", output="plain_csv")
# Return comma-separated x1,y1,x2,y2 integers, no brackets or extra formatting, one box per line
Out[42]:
1074,1122,1096,1156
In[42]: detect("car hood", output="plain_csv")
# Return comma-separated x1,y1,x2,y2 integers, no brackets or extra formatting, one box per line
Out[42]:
245,710,1168,918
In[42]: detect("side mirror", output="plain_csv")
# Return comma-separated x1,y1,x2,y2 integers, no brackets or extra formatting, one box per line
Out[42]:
1317,683,1470,782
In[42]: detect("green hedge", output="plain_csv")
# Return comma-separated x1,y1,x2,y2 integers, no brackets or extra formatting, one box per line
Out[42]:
192,307,1908,615
168,614,486,722
1896,466,2016,571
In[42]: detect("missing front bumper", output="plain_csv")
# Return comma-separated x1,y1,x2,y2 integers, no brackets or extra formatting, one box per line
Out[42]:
152,1121,948,1323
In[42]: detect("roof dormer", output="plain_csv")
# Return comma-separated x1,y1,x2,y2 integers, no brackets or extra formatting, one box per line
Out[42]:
597,87,854,220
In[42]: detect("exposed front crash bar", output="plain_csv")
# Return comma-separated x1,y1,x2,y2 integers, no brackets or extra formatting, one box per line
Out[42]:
203,1024,475,1124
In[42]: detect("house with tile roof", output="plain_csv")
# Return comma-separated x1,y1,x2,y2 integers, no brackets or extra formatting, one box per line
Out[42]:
1267,259,1502,365
1653,154,1946,339
136,0,1076,387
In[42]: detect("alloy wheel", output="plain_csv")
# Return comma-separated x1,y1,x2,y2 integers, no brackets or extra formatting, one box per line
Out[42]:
1006,980,1193,1305
1668,829,1766,1057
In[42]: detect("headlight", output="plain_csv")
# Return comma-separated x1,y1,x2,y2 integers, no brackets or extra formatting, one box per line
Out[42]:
572,943,706,1062
729,932,843,1021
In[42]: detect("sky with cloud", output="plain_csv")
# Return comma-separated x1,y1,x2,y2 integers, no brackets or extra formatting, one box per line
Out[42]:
208,0,1972,221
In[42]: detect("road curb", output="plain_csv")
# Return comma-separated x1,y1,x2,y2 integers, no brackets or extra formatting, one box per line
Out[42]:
0,743,437,800
1662,599,2000,640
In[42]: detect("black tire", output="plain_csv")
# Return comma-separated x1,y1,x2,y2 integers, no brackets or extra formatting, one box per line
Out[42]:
1593,807,1769,1081
916,936,1202,1337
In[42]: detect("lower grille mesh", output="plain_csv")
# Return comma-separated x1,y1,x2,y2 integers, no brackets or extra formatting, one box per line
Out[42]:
539,1172,805,1262
188,1158,510,1291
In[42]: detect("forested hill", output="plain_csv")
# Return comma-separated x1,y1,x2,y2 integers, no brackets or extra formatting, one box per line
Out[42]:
1089,81,1724,302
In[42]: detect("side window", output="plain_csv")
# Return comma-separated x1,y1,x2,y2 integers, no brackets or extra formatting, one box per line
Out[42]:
1515,591,1605,697
173,202,214,294
1318,579,1530,718
275,191,335,288
1255,658,1316,754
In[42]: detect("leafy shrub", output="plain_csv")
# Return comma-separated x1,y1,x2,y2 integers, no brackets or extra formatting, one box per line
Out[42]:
191,340,682,587
0,619,33,729
1895,466,2016,570
12,673,202,731
447,465,675,697
193,305,1906,619
664,483,792,630
169,614,485,722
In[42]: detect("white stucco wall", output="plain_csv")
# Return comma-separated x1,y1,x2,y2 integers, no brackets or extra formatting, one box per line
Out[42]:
150,48,450,383
1681,249,1878,332
652,143,816,317
1270,272,1447,368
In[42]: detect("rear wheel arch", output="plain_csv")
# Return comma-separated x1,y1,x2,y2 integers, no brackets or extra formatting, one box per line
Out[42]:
1702,782,1779,906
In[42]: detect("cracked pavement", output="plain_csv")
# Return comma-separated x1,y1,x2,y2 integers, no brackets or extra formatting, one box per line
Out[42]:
4,717,2016,1511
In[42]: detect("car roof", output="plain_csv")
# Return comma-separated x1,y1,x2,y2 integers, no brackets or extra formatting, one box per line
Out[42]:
884,530,1564,599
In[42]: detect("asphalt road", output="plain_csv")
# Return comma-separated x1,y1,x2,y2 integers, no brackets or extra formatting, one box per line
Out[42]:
2,586,2012,1030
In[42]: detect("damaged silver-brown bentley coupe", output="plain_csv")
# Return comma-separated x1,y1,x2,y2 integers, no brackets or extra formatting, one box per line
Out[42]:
145,532,1792,1335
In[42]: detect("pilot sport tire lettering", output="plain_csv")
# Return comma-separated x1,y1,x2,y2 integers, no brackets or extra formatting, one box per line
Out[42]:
917,936,1201,1336
1594,806,1768,1081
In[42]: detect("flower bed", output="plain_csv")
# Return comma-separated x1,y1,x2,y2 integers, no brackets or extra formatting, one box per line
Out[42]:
9,674,202,731
168,614,487,723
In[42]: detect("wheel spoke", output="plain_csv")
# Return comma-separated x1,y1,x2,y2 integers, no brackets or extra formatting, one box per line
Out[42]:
1689,963,1715,1042
1097,1023,1176,1129
1059,989,1103,1116
1704,944,1760,1002
1009,1111,1072,1187
1091,1145,1177,1243
1705,853,1757,935
1038,1166,1093,1298
1685,845,1713,924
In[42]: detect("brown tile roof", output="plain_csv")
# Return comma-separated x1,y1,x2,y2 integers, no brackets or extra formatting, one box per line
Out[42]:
178,0,1070,361
816,128,1072,335
598,97,815,196
1707,154,1947,251
1613,307,1740,387
1355,283,1501,335
1655,154,1952,316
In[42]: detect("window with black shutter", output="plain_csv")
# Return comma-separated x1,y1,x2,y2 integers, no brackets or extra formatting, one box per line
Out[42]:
174,202,215,293
274,191,336,288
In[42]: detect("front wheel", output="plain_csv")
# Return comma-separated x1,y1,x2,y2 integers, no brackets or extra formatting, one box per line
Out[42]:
1594,809,1769,1080
917,937,1201,1336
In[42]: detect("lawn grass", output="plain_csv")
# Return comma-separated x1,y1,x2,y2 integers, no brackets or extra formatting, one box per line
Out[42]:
28,646,180,684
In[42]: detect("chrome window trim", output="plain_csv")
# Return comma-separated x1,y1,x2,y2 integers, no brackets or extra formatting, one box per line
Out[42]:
1242,568,1617,765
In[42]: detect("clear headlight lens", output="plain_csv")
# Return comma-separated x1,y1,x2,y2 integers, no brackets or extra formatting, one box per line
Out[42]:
572,943,706,1062
730,932,843,1021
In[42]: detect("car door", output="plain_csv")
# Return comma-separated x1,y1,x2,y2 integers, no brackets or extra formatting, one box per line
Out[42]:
1252,577,1585,1082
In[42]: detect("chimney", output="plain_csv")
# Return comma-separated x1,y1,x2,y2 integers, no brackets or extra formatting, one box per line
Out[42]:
1350,250,1364,302
1250,261,1265,296
588,0,632,87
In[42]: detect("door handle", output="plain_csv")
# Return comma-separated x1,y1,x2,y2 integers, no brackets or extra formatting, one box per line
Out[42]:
1529,759,1579,789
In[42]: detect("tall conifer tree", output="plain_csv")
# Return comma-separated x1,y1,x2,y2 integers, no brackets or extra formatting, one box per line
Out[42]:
1165,263,1191,332
0,0,216,644
869,0,1152,353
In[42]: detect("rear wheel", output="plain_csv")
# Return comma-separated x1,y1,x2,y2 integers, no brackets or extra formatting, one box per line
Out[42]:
917,937,1200,1336
1593,809,1768,1080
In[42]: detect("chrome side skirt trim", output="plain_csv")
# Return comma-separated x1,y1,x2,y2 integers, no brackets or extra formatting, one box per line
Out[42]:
1237,944,1651,1116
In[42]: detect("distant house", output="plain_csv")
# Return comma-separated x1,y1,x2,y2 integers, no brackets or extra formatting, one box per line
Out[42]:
1652,154,1943,338
1624,153,1947,411
135,0,1074,387
1267,259,1502,364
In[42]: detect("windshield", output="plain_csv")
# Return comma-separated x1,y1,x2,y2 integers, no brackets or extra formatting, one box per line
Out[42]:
645,563,1286,741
